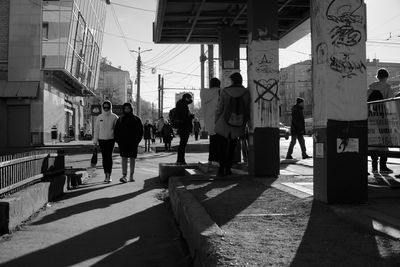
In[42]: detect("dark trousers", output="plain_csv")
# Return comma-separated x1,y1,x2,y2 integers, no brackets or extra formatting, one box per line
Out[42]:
164,141,171,151
194,131,199,141
287,134,307,157
144,139,151,151
98,139,115,174
216,134,237,171
208,134,218,162
177,130,190,163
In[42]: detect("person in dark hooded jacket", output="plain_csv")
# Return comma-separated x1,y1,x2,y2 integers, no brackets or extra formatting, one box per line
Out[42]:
286,97,311,160
114,102,143,183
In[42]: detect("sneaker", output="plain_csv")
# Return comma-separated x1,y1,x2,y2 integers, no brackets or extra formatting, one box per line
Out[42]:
120,176,127,183
302,155,312,159
380,166,393,174
286,155,293,160
129,174,135,182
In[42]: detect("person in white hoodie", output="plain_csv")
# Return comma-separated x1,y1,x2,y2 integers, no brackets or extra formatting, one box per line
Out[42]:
200,78,221,163
93,100,119,183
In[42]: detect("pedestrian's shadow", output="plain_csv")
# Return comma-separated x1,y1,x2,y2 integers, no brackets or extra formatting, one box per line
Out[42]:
32,176,162,226
1,201,191,267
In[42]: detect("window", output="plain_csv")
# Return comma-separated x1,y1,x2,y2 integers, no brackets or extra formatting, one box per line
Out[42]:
42,22,49,40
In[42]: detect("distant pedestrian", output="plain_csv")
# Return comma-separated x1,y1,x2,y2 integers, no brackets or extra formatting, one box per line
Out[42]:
175,93,194,164
114,103,143,183
201,77,221,163
93,100,118,183
162,120,174,151
157,116,165,143
151,122,157,144
286,97,311,160
193,118,201,141
214,73,250,177
143,120,153,152
368,68,393,174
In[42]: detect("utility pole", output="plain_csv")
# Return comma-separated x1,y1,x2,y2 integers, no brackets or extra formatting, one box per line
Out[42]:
200,44,206,90
208,44,214,85
161,76,164,116
130,47,152,117
158,74,161,118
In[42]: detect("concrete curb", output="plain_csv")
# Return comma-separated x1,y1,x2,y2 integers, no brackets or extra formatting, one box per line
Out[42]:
158,163,198,183
0,174,66,235
169,176,223,267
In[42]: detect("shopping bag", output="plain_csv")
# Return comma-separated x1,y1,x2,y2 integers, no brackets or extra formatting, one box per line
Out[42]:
91,146,98,167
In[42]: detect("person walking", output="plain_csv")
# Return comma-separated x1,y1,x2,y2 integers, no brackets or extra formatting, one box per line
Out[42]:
368,68,393,173
157,116,165,143
193,118,201,141
200,77,221,163
286,97,312,160
162,120,174,152
214,72,250,177
93,100,118,183
143,120,152,152
151,122,157,144
175,93,194,164
114,103,143,183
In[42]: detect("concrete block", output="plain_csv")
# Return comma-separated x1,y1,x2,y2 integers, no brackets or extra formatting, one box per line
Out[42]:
0,175,66,235
158,163,198,183
169,177,223,267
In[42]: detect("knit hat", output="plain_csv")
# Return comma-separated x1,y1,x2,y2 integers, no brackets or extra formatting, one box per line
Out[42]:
296,97,304,104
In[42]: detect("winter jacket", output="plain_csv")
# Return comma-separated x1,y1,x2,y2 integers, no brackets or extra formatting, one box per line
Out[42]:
93,111,118,143
114,113,143,158
175,98,194,133
161,123,174,143
193,121,201,133
143,123,153,139
200,87,220,135
290,104,305,135
214,85,250,139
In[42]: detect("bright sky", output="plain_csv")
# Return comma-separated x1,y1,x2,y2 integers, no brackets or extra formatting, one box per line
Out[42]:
101,0,400,112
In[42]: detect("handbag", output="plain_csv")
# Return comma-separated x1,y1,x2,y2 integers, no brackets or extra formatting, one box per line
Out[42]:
90,146,98,167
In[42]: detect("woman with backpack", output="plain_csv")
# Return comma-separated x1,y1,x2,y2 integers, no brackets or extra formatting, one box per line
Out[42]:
114,103,143,183
214,72,250,177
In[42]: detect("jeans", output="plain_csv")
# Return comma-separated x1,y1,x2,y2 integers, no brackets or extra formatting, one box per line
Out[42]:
216,134,238,171
121,157,136,177
287,134,307,157
144,139,151,151
98,139,115,174
194,131,199,141
177,130,190,163
164,141,171,151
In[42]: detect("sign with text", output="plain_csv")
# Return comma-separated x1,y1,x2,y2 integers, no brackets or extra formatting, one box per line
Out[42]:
368,98,400,147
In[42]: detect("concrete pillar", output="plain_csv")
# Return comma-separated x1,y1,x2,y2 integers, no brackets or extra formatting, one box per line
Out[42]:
219,26,240,88
311,0,368,203
247,0,280,177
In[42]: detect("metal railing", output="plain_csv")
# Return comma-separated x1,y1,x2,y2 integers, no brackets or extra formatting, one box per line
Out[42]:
0,150,65,197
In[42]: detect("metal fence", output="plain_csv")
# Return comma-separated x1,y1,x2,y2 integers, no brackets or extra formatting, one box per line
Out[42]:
0,150,65,197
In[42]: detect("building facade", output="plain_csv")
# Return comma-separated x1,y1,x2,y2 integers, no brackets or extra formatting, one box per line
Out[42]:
97,60,131,105
0,0,109,147
279,59,400,125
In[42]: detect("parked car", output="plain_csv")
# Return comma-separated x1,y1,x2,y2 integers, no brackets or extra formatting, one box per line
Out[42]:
279,123,290,140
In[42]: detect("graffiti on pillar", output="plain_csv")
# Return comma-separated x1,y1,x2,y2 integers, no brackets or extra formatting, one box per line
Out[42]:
316,42,328,64
254,79,279,102
330,53,366,78
326,0,363,47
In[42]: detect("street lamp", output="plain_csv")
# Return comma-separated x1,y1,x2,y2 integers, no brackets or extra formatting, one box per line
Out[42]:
130,47,152,116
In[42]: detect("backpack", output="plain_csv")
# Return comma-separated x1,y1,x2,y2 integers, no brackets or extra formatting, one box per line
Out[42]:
224,95,246,127
168,108,181,129
368,90,383,102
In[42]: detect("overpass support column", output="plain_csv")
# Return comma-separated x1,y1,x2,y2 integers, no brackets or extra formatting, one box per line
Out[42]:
311,0,368,203
247,0,280,177
219,26,240,88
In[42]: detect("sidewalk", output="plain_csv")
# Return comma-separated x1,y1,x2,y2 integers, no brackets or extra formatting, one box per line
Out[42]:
167,153,400,266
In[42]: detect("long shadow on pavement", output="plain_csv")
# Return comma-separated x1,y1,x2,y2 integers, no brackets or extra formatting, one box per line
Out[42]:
290,200,400,266
0,201,190,267
32,177,162,226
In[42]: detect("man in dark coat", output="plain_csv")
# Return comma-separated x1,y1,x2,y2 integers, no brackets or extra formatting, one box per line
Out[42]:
286,97,311,160
175,93,194,164
114,103,143,183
